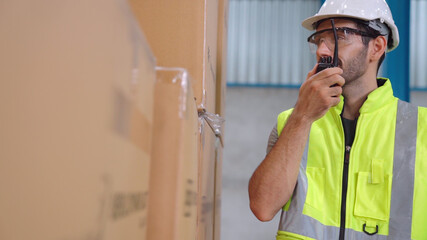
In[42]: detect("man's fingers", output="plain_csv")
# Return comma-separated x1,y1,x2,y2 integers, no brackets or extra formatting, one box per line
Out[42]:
307,64,319,79
307,67,344,88
315,67,343,79
325,74,345,87
330,96,342,107
328,85,343,97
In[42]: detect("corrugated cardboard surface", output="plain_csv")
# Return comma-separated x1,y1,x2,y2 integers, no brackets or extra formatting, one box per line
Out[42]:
197,119,217,240
216,0,229,118
148,68,199,240
0,0,155,239
204,0,220,113
213,138,223,240
129,0,219,113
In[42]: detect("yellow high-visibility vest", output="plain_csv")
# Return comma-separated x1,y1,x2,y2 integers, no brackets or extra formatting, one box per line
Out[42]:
276,79,427,240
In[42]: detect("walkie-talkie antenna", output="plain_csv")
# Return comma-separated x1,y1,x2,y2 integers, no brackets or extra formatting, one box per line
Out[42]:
331,19,338,67
315,19,339,73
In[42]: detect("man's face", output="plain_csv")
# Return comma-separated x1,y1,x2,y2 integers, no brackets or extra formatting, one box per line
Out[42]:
315,19,369,86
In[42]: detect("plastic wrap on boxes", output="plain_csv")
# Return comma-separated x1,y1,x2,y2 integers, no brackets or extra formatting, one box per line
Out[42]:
155,67,191,119
149,67,199,240
199,110,225,145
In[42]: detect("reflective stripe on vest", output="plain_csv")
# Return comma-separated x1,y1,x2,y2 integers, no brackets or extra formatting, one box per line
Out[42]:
278,100,418,239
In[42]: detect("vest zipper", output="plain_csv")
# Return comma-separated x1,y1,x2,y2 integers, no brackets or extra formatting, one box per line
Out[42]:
339,145,351,240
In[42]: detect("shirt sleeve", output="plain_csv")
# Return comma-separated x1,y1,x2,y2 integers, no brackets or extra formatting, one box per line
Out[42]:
266,123,278,155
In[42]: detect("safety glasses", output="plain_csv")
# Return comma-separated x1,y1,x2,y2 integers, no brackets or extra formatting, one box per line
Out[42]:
307,27,375,53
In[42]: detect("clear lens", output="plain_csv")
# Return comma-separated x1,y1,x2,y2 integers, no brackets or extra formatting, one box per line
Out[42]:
307,28,364,54
308,42,318,54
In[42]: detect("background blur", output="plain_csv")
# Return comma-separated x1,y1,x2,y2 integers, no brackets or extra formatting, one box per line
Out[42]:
221,0,427,239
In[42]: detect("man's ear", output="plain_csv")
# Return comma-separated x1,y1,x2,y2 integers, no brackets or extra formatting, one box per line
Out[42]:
370,35,387,62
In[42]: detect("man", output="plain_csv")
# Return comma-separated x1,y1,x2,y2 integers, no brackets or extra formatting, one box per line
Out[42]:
248,0,427,239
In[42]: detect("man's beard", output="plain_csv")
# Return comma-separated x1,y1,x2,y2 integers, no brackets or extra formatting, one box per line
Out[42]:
340,47,369,86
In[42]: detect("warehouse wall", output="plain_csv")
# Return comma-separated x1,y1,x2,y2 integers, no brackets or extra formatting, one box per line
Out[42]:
410,0,427,90
221,87,298,240
227,0,318,87
227,0,427,89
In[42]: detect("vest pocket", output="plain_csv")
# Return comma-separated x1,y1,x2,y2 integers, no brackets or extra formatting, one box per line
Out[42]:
354,171,392,221
305,167,325,214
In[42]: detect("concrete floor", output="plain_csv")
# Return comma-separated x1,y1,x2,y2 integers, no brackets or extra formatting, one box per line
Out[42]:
221,87,427,240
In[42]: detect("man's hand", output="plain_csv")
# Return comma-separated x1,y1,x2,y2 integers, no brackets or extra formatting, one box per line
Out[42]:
293,65,345,123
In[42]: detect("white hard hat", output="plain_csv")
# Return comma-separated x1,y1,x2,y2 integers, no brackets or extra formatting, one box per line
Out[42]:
302,0,399,52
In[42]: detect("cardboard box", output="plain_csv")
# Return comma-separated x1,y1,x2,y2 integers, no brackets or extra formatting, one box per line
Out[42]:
0,0,155,239
148,68,199,240
129,0,219,113
197,119,218,240
216,0,229,118
213,138,223,240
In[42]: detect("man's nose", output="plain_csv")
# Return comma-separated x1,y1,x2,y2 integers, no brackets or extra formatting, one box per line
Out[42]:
316,41,333,59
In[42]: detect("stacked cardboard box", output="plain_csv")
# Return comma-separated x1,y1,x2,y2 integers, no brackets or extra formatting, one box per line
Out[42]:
0,0,227,239
0,0,155,239
129,1,227,239
148,68,200,240
197,111,224,240
213,2,227,235
129,0,219,113
197,119,217,240
213,1,227,238
216,0,229,119
213,137,223,240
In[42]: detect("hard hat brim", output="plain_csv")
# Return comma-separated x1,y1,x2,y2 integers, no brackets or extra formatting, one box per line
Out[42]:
302,14,372,30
